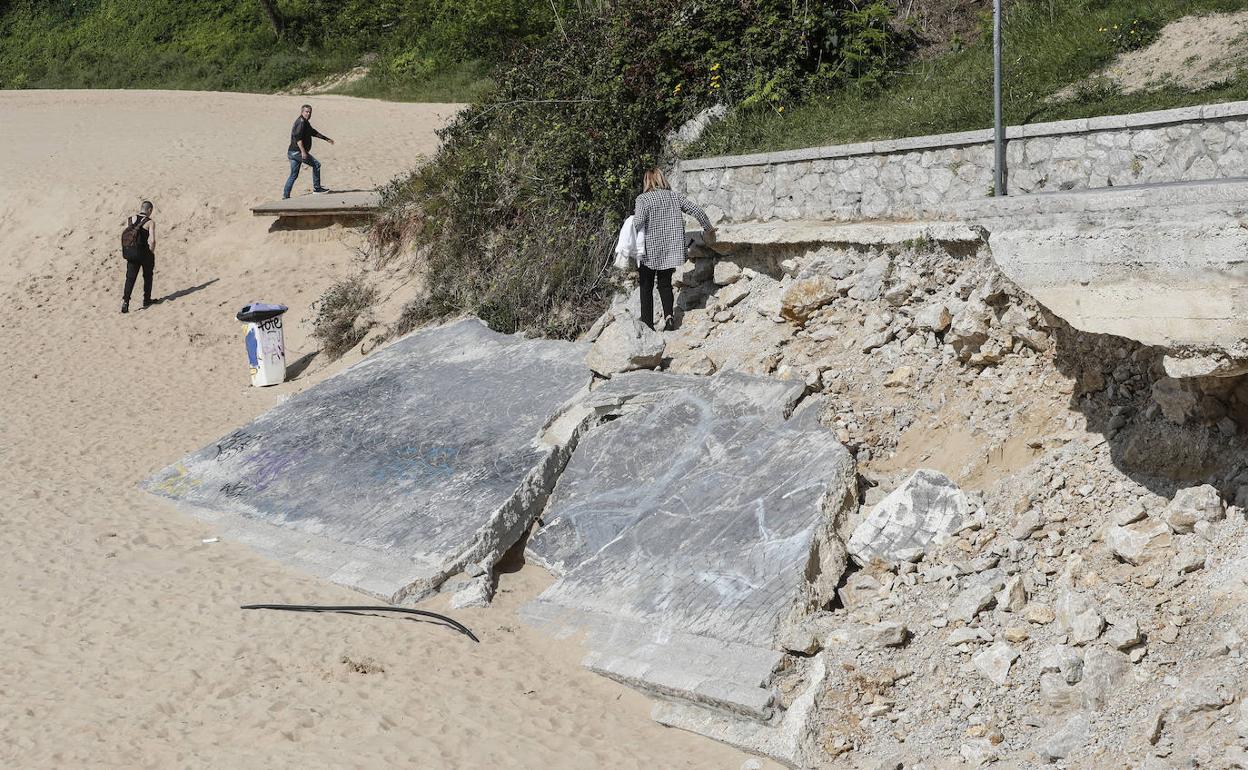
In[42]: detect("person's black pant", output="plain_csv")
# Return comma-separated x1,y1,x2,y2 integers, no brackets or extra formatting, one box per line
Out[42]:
638,264,674,329
123,257,154,304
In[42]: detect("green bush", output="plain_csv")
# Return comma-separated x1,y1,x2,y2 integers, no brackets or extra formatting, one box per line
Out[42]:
375,0,910,339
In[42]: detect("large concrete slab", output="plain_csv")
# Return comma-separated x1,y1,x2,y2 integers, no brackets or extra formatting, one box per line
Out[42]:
144,318,590,603
956,178,1248,376
523,370,855,722
251,190,380,217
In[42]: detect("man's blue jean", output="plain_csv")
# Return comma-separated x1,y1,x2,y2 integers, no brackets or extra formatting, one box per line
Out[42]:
283,150,321,198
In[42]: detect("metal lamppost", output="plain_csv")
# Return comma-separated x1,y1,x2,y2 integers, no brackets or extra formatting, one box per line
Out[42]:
993,0,1006,196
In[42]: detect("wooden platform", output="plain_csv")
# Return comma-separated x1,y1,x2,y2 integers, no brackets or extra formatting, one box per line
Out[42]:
251,190,381,217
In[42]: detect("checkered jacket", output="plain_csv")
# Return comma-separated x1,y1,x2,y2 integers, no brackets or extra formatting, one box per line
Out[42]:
632,189,713,271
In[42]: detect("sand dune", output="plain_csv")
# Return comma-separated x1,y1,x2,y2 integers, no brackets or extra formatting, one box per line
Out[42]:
0,90,762,768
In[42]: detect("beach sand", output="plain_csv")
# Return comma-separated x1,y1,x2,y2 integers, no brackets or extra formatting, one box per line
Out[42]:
0,90,766,768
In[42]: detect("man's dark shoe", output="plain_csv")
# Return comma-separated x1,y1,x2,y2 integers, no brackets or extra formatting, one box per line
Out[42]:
121,302,129,314
142,299,156,309
313,187,330,194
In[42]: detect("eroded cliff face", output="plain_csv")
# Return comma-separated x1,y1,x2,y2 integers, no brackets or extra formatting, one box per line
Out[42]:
588,223,1246,767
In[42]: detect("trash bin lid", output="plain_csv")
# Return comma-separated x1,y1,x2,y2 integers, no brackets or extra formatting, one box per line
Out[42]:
236,302,289,323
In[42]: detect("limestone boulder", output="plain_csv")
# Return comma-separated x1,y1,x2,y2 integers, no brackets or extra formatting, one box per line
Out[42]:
1105,518,1173,565
847,469,968,566
586,314,665,376
947,301,992,361
915,302,952,333
780,276,838,324
1164,484,1226,533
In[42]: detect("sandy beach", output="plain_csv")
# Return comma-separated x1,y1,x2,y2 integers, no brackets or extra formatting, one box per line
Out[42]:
0,90,761,768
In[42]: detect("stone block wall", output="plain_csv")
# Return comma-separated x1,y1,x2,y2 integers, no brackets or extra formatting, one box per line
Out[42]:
677,101,1248,224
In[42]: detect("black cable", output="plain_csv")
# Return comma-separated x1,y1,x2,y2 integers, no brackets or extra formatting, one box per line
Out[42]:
241,604,480,643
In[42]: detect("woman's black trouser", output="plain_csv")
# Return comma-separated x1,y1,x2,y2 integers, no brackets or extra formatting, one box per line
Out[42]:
637,264,674,329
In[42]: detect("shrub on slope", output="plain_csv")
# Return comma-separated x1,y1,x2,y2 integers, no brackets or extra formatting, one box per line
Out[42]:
377,0,909,339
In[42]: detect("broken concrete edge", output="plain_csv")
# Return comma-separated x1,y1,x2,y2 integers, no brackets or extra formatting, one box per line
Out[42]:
1163,346,1248,379
398,388,602,604
652,652,830,770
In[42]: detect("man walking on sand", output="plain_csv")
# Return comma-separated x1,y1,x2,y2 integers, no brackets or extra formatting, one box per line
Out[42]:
283,103,335,199
121,200,157,314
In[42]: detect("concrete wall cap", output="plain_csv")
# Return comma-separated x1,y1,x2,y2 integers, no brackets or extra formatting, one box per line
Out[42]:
680,100,1248,172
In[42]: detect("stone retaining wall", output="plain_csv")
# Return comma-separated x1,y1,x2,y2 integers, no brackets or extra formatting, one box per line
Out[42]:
677,101,1248,224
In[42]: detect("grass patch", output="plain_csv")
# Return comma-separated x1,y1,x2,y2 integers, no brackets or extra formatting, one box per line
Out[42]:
309,275,377,359
693,0,1248,157
333,61,495,104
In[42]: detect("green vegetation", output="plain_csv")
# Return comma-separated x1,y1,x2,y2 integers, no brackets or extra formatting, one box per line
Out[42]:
375,0,909,339
0,0,554,99
693,0,1248,156
309,274,377,358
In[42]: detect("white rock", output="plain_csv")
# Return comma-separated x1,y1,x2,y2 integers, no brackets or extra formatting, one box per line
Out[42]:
1069,608,1106,646
717,282,751,309
1104,617,1142,650
996,574,1028,612
1165,484,1226,534
585,314,665,376
972,641,1018,685
1105,519,1173,565
1036,714,1090,761
713,260,742,285
848,469,968,566
949,583,998,623
915,303,952,333
1038,644,1084,685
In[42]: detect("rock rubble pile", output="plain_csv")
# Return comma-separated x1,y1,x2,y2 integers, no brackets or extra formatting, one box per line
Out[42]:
591,231,1248,768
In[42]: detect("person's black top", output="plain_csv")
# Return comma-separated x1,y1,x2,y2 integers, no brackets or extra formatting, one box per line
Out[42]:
288,116,328,153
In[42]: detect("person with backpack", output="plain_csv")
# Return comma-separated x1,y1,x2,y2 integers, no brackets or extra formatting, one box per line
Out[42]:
120,200,156,314
282,103,335,199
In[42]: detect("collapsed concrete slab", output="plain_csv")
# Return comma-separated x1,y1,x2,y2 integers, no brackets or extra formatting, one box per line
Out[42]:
956,178,1248,377
144,318,590,604
522,370,856,757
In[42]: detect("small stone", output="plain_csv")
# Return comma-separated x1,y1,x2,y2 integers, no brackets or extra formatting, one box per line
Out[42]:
1105,519,1173,565
1039,644,1084,685
949,583,997,623
848,469,968,566
1156,624,1181,644
717,282,751,308
779,276,836,323
915,303,952,333
997,574,1028,612
1004,625,1030,643
1165,484,1226,534
1070,608,1106,646
1036,715,1091,761
1040,672,1082,711
1173,543,1207,573
947,627,993,645
741,760,763,770
972,641,1019,685
884,366,914,388
713,260,742,285
1024,603,1056,624
1080,648,1132,710
1104,617,1142,650
867,621,910,648
1010,509,1043,540
1113,501,1147,526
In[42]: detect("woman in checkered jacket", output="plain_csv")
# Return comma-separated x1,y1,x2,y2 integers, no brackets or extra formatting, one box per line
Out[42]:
632,167,716,331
